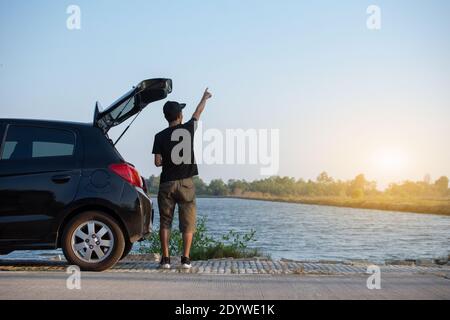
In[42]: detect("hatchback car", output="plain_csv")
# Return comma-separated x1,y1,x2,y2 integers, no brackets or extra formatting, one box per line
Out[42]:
0,78,172,271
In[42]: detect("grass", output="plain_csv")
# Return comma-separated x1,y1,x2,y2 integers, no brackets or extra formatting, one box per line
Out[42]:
190,243,262,261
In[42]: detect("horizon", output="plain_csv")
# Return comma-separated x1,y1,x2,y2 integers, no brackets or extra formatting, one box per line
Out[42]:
147,171,448,192
1,0,449,189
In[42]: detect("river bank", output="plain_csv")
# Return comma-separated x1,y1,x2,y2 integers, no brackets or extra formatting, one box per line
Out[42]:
213,194,450,216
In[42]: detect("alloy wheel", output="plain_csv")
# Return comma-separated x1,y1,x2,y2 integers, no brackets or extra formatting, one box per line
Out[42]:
71,220,115,263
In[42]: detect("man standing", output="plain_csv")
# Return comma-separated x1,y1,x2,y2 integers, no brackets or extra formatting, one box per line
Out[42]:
152,88,212,269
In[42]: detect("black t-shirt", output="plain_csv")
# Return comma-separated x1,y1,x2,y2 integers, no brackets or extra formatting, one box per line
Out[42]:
152,118,199,184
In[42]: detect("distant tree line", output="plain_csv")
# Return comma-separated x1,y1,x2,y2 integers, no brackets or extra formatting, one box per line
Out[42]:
386,176,449,198
146,173,449,199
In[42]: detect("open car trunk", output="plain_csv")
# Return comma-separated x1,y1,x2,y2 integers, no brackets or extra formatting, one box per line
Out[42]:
94,78,172,133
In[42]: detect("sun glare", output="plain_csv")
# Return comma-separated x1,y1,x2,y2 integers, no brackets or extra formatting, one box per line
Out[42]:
372,149,408,172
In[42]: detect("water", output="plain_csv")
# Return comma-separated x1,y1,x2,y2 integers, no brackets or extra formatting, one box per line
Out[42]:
4,198,450,263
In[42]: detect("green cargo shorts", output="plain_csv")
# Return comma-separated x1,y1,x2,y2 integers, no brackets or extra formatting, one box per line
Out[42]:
157,177,197,233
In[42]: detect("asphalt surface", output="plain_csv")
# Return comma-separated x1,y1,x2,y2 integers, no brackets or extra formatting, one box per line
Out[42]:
1,271,449,300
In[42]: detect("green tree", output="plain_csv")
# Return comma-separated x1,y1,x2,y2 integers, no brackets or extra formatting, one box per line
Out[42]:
435,176,449,196
317,172,333,184
350,188,364,199
348,174,366,198
193,176,209,195
227,179,249,195
146,175,160,194
208,179,228,196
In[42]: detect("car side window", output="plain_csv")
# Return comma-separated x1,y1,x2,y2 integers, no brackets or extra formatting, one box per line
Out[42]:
1,125,76,161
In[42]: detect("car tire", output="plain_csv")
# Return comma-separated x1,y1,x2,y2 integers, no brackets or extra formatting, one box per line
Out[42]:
61,211,125,272
120,241,133,260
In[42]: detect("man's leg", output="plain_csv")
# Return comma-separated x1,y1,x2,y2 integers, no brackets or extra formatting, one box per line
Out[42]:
158,182,176,262
178,178,197,268
179,203,196,260
160,228,171,258
182,232,194,258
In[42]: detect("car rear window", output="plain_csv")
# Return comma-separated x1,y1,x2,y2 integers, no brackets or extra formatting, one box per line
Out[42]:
1,125,76,160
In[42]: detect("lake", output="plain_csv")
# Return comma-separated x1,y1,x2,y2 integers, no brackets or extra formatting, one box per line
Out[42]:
4,198,450,263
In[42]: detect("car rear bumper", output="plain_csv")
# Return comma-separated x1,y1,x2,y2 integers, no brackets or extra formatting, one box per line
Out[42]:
140,191,153,237
121,185,153,243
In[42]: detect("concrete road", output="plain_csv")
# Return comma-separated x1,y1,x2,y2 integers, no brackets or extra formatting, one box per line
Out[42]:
1,271,449,300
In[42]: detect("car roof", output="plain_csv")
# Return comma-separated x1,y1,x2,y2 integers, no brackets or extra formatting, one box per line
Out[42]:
0,118,93,130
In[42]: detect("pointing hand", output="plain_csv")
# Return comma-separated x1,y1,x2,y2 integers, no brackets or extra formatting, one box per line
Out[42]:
202,88,212,100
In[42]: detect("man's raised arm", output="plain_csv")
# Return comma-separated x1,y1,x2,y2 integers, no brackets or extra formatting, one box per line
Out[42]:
192,88,212,121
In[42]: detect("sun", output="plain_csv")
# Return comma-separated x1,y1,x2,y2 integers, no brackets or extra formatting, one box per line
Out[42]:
372,148,408,172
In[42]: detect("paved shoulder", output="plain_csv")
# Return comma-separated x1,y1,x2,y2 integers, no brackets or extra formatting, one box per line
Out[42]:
1,271,450,300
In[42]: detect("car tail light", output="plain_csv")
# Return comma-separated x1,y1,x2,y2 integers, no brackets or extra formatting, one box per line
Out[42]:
109,163,143,188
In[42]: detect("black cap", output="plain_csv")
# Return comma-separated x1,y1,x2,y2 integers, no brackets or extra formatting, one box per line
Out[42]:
163,101,186,118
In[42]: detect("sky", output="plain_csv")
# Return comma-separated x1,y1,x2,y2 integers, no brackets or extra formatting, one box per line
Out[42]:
1,0,449,189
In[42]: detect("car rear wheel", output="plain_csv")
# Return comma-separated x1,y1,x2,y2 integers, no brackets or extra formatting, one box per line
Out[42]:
61,211,125,271
120,240,133,260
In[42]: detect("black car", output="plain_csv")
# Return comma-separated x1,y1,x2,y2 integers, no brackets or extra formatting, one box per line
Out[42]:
0,78,172,271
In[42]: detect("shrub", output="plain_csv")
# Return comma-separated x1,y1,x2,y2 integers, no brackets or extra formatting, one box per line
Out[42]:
138,217,263,260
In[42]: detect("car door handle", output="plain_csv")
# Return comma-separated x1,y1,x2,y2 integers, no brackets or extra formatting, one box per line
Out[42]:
51,175,72,184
